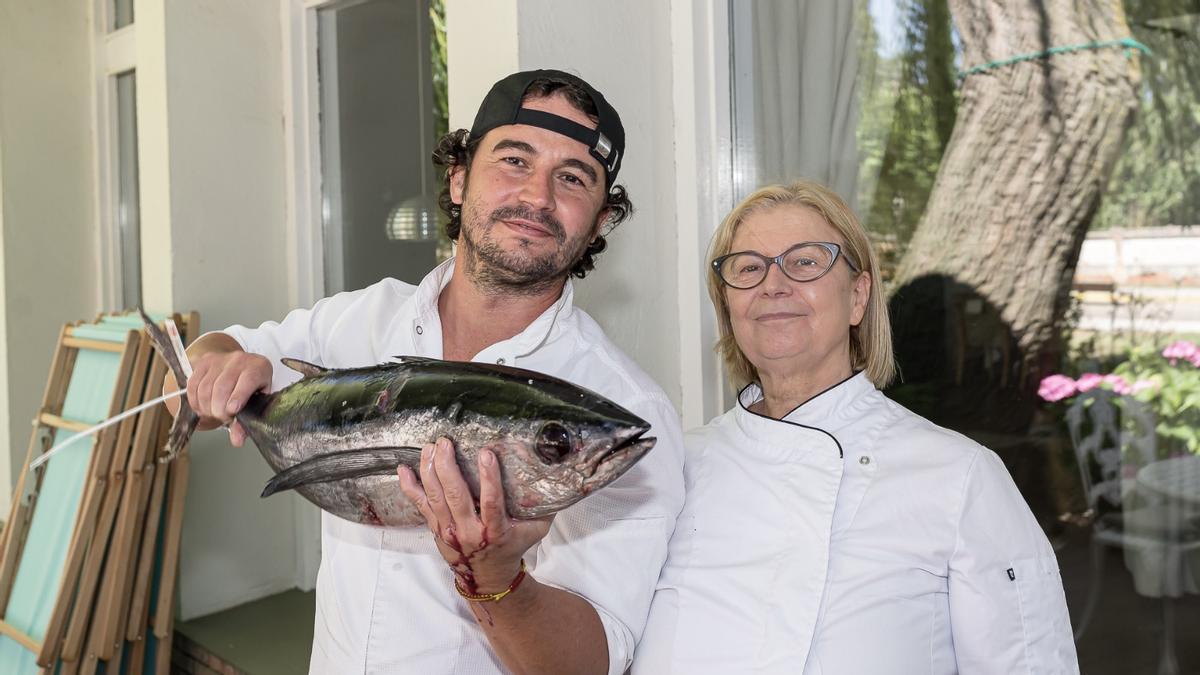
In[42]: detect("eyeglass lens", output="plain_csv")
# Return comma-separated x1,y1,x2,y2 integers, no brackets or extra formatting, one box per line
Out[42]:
719,244,836,288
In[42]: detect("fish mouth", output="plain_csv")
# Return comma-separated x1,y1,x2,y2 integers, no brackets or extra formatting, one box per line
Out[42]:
582,428,656,490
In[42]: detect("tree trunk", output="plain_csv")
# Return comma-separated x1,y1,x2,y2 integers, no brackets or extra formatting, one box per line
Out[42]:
891,0,1144,372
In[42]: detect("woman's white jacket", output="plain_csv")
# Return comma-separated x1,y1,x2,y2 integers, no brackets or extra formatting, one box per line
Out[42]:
634,373,1078,674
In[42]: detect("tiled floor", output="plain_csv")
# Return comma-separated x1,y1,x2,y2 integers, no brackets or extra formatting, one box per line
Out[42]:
174,589,314,675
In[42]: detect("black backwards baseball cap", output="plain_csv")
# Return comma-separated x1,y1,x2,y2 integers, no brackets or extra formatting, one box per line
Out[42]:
469,69,625,189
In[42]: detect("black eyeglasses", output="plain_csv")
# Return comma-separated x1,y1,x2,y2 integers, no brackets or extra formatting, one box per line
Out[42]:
712,242,860,290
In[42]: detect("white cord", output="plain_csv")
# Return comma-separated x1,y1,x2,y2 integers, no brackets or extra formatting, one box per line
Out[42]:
29,389,186,471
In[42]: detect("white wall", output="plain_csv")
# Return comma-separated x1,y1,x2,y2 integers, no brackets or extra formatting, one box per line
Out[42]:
0,0,100,514
518,1,683,414
0,135,9,515
446,0,731,427
133,0,299,619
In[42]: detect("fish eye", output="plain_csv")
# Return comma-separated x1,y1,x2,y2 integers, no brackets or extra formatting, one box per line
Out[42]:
535,422,572,464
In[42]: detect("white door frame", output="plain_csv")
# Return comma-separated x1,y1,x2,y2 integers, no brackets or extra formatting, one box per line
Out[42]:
672,0,737,425
280,0,345,590
92,0,138,311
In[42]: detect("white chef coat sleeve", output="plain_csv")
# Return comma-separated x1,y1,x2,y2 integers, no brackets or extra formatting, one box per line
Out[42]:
529,394,685,675
218,291,358,393
947,446,1079,674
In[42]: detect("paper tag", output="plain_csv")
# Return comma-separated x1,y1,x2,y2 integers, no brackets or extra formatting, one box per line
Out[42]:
165,318,193,379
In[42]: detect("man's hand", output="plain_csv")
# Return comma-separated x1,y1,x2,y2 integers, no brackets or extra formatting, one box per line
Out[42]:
162,333,272,447
397,437,553,593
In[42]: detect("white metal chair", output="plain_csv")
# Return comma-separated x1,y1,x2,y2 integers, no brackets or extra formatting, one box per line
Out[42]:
1065,388,1200,675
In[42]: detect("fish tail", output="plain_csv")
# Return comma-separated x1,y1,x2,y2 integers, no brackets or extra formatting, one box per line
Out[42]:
139,308,199,462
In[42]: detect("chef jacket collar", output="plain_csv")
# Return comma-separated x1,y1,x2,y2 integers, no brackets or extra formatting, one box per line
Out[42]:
408,257,576,363
735,372,878,457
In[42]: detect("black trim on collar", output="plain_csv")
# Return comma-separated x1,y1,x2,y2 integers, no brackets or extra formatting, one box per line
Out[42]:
779,371,860,420
737,380,848,458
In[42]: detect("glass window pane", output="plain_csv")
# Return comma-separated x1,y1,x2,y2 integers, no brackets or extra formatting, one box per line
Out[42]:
316,0,445,294
113,0,133,30
116,70,141,310
730,1,1200,671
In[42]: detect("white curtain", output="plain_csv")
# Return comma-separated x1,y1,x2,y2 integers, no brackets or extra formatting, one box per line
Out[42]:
733,0,861,207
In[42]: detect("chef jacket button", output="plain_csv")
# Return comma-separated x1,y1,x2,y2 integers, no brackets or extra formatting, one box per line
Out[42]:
496,358,506,365
859,455,871,465
415,325,424,335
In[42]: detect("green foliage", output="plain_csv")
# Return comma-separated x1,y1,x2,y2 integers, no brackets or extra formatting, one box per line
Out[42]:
1093,2,1200,230
1111,343,1200,453
857,0,1200,246
856,0,959,276
429,0,449,140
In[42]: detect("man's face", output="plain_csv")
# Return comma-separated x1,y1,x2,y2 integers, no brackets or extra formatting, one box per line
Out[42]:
450,93,610,293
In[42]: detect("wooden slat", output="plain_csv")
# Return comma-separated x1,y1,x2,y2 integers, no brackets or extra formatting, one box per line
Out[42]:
2,326,87,613
46,325,78,414
106,632,126,675
127,317,179,645
0,425,52,617
124,456,161,675
37,413,92,434
77,648,98,675
126,630,147,675
154,447,189,639
107,331,154,483
58,331,155,664
156,313,194,675
125,434,168,641
154,612,173,675
62,336,127,354
91,330,141,480
111,368,170,657
55,655,79,675
0,324,72,615
0,618,40,653
88,356,167,662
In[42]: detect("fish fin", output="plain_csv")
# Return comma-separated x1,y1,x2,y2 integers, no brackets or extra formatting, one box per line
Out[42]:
281,357,329,378
139,308,199,462
261,446,422,498
391,355,437,364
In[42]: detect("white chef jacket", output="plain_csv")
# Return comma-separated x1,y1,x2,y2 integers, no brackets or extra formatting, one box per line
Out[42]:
633,372,1078,675
223,259,685,674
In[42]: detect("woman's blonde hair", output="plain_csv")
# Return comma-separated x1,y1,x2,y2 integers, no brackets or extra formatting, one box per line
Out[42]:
707,180,896,389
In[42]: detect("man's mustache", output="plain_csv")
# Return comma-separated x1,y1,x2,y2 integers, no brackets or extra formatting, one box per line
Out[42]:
489,206,565,243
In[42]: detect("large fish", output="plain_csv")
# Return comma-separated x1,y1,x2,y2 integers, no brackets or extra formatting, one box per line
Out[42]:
141,312,655,527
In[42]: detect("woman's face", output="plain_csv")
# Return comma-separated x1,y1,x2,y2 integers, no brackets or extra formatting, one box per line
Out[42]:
724,204,870,380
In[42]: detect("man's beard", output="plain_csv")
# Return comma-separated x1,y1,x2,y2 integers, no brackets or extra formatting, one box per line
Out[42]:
458,188,595,297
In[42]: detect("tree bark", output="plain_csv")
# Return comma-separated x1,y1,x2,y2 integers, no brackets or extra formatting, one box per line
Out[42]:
891,0,1144,368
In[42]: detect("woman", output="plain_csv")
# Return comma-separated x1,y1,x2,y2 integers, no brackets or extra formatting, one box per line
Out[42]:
633,181,1077,674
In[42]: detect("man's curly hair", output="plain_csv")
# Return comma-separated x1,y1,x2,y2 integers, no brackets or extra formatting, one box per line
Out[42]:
430,78,634,279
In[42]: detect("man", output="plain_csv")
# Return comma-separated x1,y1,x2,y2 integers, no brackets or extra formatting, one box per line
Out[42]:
165,70,684,674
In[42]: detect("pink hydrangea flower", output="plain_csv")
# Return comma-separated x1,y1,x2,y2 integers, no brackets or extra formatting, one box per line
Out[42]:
1076,373,1103,393
1163,340,1199,366
1131,379,1157,395
1038,374,1077,402
1103,374,1132,395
